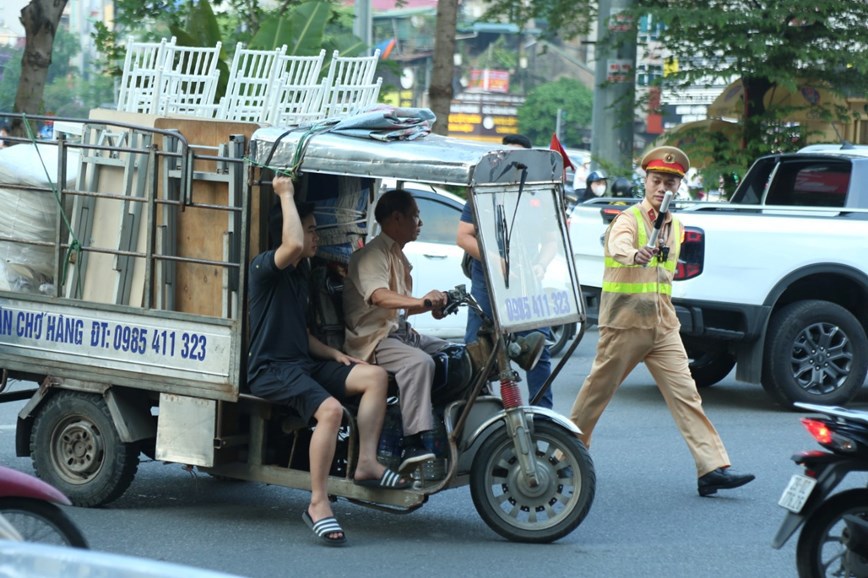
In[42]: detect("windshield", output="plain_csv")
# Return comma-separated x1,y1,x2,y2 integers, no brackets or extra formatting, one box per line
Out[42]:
472,184,583,333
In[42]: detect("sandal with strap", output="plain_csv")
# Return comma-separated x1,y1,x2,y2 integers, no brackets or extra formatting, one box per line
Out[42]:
353,468,412,490
302,510,347,546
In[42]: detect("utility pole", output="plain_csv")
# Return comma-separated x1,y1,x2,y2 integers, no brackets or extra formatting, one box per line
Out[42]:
353,0,372,54
590,0,637,173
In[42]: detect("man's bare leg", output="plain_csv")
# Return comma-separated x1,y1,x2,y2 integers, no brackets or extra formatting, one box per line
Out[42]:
345,364,393,481
307,397,344,540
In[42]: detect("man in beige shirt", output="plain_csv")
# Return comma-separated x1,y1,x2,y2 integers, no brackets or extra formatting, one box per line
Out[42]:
344,189,450,472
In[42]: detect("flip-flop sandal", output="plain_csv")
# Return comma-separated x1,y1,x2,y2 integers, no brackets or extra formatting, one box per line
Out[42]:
353,468,412,490
302,510,347,546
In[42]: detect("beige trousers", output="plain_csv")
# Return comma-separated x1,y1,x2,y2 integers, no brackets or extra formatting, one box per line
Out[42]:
374,332,448,437
569,326,730,477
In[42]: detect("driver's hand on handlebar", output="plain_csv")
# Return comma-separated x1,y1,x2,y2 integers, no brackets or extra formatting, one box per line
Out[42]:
421,289,447,311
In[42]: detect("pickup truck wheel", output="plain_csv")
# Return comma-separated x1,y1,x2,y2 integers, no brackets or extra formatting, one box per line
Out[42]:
547,323,576,357
687,349,735,388
30,391,139,507
762,300,868,408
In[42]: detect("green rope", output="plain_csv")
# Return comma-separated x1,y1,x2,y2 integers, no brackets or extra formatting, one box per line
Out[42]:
21,114,83,297
244,120,338,179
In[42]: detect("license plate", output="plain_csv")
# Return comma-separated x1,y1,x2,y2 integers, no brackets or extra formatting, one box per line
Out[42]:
778,474,817,513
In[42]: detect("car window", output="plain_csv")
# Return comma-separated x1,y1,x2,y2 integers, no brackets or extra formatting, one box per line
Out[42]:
416,197,462,244
765,160,850,207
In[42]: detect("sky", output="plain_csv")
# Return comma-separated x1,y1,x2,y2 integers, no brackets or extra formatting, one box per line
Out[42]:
0,0,27,41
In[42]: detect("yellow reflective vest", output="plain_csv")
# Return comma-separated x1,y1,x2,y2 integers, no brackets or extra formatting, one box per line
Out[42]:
598,203,681,330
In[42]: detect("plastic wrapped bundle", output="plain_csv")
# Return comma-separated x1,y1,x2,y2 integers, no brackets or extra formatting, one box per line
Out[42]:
0,143,80,293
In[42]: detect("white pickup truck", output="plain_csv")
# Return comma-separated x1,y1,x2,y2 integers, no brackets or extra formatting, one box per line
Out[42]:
569,146,868,407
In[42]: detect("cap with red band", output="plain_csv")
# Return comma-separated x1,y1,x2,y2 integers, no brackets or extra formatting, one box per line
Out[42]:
640,146,690,178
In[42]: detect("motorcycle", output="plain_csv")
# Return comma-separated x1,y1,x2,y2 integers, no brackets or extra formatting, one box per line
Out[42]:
0,465,88,547
772,402,868,577
0,117,591,543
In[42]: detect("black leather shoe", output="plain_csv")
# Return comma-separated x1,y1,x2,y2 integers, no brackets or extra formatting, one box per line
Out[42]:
698,467,755,497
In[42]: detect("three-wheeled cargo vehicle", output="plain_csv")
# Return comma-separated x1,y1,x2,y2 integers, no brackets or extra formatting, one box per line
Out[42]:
0,109,593,543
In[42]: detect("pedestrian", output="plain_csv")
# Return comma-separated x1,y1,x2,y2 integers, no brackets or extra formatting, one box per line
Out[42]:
568,146,755,496
343,189,450,473
456,134,555,408
247,175,410,547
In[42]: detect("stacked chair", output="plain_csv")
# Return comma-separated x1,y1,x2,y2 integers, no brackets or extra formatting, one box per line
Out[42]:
115,37,384,128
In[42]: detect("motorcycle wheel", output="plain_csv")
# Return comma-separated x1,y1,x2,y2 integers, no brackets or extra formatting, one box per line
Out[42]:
469,419,595,543
796,488,868,578
0,497,88,548
31,391,139,507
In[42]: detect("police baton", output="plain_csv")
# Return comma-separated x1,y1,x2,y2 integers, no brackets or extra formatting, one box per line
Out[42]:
643,190,673,266
646,191,674,248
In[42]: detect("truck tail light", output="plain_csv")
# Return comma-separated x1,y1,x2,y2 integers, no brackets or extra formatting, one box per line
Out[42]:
675,226,704,280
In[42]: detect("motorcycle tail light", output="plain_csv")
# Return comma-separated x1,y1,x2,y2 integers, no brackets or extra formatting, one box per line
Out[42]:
802,418,832,444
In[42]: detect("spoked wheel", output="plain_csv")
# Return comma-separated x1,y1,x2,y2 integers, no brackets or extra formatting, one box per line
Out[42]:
796,488,868,577
470,420,595,543
0,498,88,548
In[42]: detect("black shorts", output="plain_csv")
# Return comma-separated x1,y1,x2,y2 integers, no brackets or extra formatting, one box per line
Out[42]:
249,360,353,423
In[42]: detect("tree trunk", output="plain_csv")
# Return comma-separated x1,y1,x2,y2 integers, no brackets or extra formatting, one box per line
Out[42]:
11,0,69,135
429,0,458,136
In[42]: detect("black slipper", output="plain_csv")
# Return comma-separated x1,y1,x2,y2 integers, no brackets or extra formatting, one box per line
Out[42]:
353,468,412,489
302,510,347,546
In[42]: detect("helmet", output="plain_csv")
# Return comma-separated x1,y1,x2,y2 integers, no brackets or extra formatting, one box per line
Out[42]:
611,177,634,197
586,170,607,190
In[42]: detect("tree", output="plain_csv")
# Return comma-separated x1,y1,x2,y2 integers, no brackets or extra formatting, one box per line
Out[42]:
518,77,593,147
636,1,868,168
429,0,458,136
12,0,69,134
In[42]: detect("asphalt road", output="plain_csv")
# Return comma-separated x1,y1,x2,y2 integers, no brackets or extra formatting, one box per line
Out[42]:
3,326,867,577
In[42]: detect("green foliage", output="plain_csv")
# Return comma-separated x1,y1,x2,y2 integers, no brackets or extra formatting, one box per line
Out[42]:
43,74,115,117
480,0,595,40
0,47,23,112
634,0,868,169
47,27,81,84
518,77,593,147
249,1,331,54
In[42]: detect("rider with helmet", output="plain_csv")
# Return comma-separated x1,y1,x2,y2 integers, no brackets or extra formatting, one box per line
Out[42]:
578,170,608,203
610,176,635,198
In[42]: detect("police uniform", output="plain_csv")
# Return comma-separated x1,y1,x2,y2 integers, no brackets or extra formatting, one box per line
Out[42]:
569,146,754,495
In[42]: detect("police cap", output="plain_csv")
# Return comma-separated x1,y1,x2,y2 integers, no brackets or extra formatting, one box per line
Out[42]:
640,146,690,178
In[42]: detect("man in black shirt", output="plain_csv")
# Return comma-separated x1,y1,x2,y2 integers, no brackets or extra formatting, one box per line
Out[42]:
247,175,409,546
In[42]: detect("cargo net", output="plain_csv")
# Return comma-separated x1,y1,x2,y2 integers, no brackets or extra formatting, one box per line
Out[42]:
301,173,370,265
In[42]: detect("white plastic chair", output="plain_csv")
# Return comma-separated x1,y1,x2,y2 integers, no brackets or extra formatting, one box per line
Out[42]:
160,42,223,118
266,49,327,127
116,36,177,114
317,49,382,120
217,43,288,123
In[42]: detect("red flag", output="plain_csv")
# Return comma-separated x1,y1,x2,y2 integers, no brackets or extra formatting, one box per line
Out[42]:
549,133,575,180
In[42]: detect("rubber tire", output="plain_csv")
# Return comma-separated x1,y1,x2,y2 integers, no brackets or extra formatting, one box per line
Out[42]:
0,497,88,548
796,488,868,578
548,323,576,357
470,420,595,543
762,300,868,408
687,348,736,388
30,391,139,507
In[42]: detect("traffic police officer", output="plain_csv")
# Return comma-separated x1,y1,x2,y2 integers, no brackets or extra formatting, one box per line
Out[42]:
568,146,755,496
